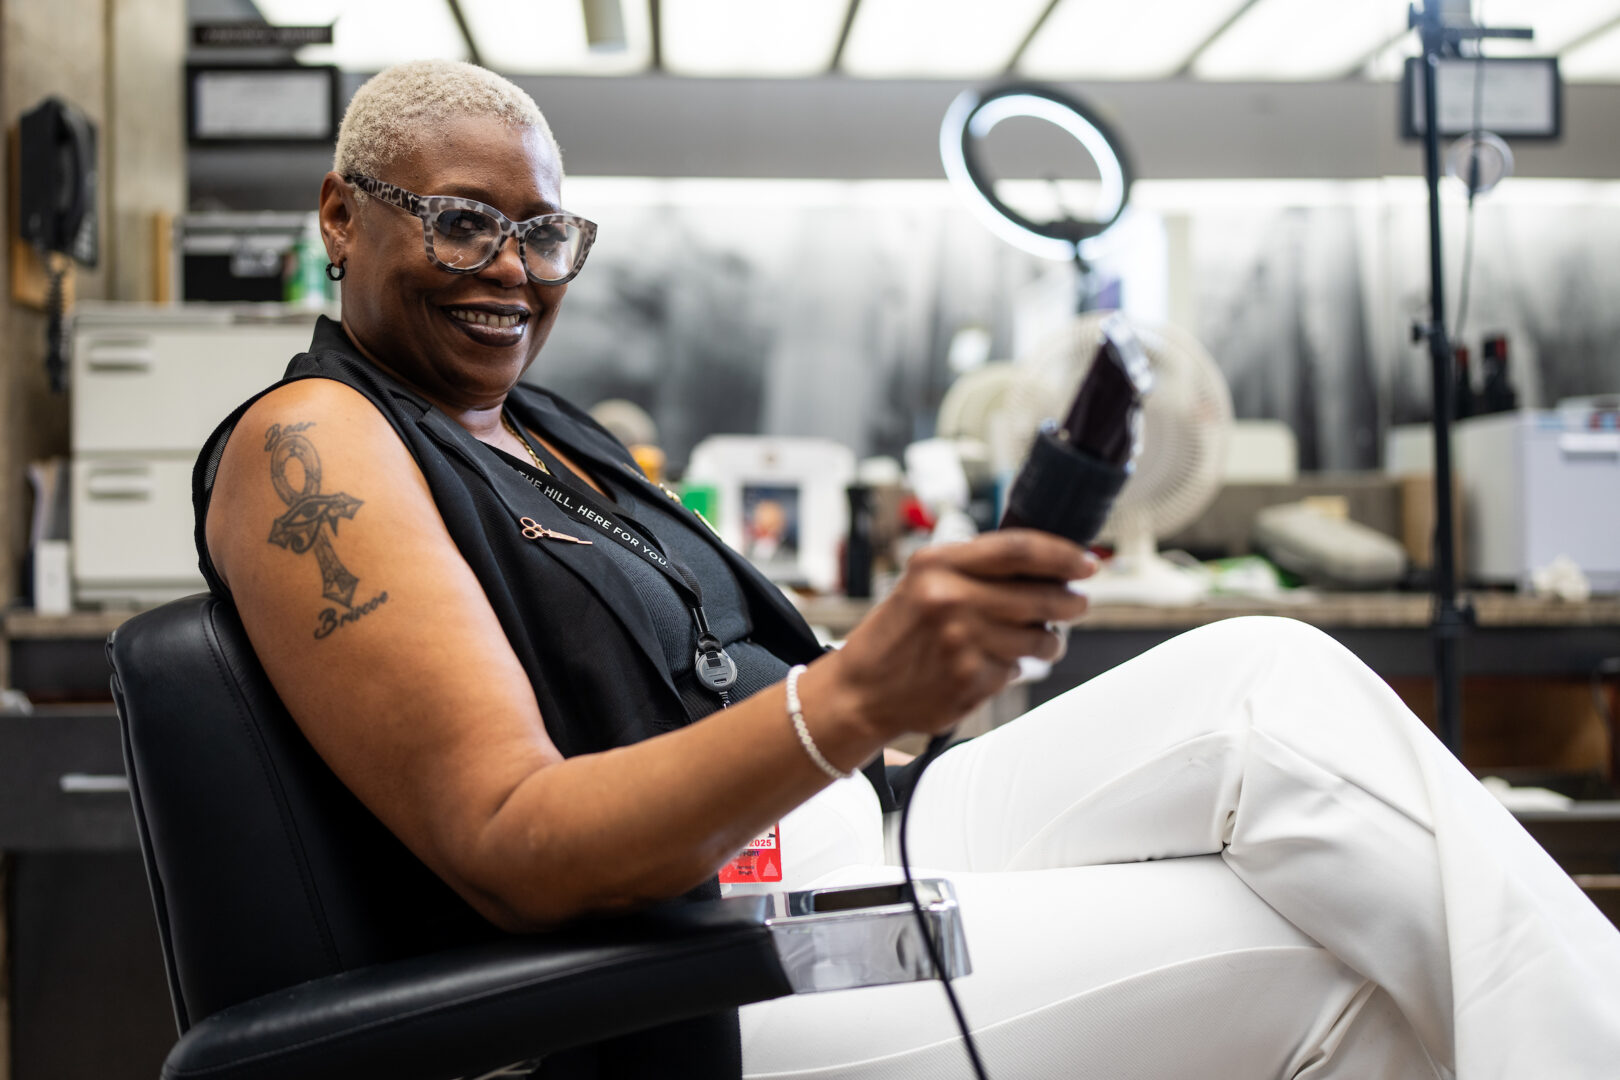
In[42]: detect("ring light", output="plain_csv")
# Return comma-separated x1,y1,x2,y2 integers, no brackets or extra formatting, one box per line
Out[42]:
940,84,1133,263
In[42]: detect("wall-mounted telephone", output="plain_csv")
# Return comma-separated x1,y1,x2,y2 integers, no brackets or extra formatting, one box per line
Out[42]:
15,96,99,392
19,96,99,267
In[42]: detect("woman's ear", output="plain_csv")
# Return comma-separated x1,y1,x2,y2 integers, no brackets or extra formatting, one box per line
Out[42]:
317,171,354,265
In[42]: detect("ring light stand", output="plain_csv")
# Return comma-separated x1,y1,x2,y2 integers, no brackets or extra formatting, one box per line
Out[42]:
1410,2,1532,757
941,83,1134,313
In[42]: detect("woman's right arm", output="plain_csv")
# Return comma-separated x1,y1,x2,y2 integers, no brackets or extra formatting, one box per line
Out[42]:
208,378,1092,932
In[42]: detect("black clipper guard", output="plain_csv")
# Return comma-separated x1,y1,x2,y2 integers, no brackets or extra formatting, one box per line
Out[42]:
999,427,1130,544
998,313,1152,546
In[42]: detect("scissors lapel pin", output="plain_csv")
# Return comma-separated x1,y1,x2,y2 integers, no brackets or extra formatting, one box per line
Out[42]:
519,516,593,545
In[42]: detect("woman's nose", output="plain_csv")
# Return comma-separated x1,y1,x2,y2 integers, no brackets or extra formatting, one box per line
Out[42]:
480,234,528,286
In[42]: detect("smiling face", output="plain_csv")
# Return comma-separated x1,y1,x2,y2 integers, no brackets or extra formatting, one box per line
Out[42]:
320,114,569,413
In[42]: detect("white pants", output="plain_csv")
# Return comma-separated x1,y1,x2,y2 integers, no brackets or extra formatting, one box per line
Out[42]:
739,617,1620,1079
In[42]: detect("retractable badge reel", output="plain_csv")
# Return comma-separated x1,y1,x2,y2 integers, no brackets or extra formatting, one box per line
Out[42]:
695,636,738,692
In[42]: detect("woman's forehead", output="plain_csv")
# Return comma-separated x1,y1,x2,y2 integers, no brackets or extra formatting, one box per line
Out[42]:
401,116,562,212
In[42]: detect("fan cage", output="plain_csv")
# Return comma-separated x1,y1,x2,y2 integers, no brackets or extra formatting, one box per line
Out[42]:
1005,312,1233,543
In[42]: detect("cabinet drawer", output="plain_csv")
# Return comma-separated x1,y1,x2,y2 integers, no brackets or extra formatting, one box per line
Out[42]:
1524,431,1620,590
72,457,204,593
72,324,311,453
0,712,137,851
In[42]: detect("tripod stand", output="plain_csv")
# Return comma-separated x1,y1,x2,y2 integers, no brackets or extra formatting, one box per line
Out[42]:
1409,1,1531,755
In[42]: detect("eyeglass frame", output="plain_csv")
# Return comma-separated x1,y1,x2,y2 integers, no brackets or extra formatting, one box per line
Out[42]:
344,173,598,286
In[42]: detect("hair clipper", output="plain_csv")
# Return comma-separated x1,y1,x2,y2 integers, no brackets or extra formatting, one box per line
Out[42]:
999,313,1152,544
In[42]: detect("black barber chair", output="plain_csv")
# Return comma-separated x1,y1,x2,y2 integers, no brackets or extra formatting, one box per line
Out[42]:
108,594,967,1080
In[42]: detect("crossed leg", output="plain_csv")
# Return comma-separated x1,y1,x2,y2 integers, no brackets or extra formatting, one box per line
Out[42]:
740,617,1620,1079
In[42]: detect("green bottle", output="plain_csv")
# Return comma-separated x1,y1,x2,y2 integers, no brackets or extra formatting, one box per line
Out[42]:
286,219,329,309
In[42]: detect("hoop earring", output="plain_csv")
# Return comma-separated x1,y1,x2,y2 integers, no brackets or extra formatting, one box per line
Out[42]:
325,261,346,282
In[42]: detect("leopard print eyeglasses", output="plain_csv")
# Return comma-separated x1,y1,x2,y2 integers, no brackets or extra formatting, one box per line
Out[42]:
346,173,597,285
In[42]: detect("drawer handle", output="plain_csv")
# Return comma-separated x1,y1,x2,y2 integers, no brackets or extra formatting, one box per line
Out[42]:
1559,432,1620,457
85,348,155,373
59,773,130,795
86,469,154,500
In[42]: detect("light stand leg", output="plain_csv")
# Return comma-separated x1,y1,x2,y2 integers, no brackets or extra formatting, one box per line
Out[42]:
1417,5,1469,757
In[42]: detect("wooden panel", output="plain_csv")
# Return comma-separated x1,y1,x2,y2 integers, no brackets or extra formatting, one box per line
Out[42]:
0,0,107,645
797,592,1620,637
1575,875,1620,929
107,0,185,303
1387,676,1614,776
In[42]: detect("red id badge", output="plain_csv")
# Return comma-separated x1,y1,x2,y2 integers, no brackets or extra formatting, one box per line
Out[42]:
719,822,783,884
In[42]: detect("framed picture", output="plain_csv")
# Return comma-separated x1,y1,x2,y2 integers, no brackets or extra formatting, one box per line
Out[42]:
1400,56,1562,141
187,64,341,145
684,436,854,593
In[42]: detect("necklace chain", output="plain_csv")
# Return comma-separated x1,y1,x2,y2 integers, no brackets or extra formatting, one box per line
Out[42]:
500,411,551,475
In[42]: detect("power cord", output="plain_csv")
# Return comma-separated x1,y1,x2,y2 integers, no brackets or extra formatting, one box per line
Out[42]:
44,253,70,393
892,309,1142,1079
1451,8,1489,343
898,732,992,1080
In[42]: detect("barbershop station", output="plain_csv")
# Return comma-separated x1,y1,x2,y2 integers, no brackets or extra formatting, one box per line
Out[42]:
3,1,1620,1078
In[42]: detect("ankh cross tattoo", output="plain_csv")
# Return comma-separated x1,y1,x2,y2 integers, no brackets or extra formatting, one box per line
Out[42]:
265,426,365,607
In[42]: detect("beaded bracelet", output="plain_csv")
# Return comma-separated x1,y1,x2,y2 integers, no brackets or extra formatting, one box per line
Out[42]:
785,664,855,781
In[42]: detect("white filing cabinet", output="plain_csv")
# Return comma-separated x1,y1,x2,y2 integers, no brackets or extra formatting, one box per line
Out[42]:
1386,411,1620,592
71,303,323,604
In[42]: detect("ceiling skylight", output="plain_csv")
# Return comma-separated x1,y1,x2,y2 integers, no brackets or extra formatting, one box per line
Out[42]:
1363,33,1420,81
460,0,653,75
1562,19,1620,81
660,0,851,77
254,0,469,70
1019,0,1252,80
1194,0,1411,81
841,0,1048,78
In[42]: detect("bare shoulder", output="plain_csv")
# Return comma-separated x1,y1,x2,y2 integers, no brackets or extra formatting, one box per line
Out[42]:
204,373,448,657
206,377,426,601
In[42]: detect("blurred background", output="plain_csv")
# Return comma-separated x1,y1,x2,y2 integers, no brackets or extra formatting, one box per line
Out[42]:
2,2,1620,1077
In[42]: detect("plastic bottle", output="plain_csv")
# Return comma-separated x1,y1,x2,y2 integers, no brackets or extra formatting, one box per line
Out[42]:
285,219,328,309
1480,334,1518,414
1452,344,1476,420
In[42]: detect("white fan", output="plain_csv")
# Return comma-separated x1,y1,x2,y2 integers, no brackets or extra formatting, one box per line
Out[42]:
936,361,1053,475
1004,312,1233,605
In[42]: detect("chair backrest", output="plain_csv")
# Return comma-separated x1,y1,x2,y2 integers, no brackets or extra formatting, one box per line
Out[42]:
109,594,496,1032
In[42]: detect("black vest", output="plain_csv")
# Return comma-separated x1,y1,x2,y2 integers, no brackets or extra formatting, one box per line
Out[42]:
194,317,893,1077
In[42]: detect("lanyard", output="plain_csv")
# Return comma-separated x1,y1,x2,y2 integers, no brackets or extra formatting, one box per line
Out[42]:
495,434,739,703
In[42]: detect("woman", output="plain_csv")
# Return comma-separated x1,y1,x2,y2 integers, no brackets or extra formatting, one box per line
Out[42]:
198,60,1620,1078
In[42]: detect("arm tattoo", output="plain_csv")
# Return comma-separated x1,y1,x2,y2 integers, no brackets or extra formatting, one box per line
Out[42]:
264,422,388,639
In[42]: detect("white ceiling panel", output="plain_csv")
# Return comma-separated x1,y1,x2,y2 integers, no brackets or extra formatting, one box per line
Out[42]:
1562,20,1620,81
1194,0,1411,81
1020,0,1252,80
841,0,1048,78
1470,1,1620,57
255,0,470,69
1363,33,1420,81
462,0,653,75
661,0,851,77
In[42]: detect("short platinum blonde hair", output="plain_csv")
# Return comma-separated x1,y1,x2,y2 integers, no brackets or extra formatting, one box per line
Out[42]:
333,60,561,186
